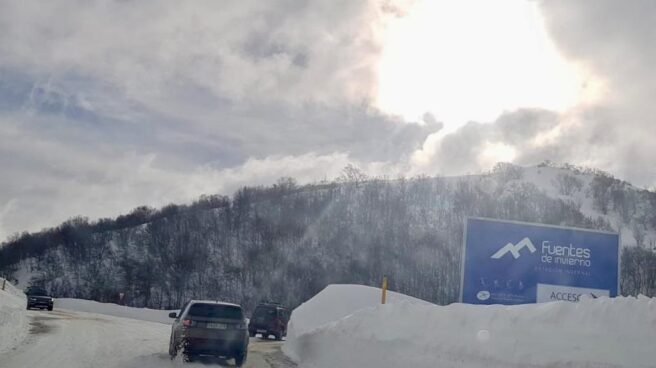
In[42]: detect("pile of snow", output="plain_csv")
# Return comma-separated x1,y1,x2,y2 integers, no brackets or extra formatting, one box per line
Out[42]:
284,285,656,368
55,298,175,324
0,279,29,354
1,278,25,298
283,284,431,360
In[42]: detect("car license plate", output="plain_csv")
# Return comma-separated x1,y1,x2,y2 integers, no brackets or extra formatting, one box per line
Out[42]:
206,323,227,329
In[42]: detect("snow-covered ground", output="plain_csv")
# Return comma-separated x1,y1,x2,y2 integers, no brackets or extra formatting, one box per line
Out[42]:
284,284,656,368
0,279,29,354
0,280,171,367
55,298,174,324
4,280,656,367
4,308,172,368
286,284,431,341
0,279,290,368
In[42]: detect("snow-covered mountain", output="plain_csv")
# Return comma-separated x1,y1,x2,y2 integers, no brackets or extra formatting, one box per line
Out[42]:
1,163,655,310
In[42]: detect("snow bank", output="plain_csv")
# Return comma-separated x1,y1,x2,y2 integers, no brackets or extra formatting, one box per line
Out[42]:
283,284,431,360
0,279,29,354
1,278,25,298
56,298,175,324
285,286,656,368
287,284,430,337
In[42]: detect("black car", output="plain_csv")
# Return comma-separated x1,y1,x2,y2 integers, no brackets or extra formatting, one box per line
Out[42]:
168,300,249,366
248,302,289,340
25,287,54,311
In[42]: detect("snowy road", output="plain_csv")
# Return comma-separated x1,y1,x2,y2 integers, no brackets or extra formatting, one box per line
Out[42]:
1,308,294,368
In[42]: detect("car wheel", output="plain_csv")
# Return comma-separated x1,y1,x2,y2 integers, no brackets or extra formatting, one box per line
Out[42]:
235,352,247,367
274,332,282,341
248,330,255,337
260,332,268,339
47,306,53,311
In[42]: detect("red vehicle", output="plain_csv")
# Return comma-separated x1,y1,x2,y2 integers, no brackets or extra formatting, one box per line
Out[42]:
248,302,289,340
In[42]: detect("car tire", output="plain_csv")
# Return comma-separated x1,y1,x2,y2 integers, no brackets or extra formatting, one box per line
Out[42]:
261,332,268,339
274,332,282,341
249,330,255,337
47,306,53,311
235,352,247,367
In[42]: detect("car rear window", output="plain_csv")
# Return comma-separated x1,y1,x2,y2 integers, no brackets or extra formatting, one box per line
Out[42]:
26,288,47,296
253,306,276,318
187,303,243,319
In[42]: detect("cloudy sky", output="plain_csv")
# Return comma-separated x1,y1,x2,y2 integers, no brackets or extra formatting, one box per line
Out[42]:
0,0,654,240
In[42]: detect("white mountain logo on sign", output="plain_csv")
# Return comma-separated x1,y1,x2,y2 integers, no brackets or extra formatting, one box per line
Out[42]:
491,237,536,259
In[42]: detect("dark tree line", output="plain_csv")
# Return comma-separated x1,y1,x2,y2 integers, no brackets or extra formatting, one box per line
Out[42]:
1,164,655,311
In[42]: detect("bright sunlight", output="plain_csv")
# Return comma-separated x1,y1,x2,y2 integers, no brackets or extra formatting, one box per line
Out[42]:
376,0,590,131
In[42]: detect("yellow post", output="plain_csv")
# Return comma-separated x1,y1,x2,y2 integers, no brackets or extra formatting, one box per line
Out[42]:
381,275,388,304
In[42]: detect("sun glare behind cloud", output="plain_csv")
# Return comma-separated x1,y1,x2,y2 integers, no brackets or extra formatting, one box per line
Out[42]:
376,0,587,131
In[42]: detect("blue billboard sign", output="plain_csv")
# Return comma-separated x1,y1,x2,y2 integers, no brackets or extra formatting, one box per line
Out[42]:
460,217,619,305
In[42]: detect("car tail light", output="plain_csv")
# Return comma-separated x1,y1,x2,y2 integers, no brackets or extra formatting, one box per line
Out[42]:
182,319,196,327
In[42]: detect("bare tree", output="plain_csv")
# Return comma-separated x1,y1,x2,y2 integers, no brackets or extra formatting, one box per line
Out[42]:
339,164,368,186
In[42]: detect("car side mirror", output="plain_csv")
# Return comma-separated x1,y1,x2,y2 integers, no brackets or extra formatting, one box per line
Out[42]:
168,312,177,319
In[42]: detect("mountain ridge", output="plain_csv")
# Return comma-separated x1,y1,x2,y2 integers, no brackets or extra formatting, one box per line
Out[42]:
1,162,655,310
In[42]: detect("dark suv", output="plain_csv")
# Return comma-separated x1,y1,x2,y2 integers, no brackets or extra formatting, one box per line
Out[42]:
25,287,54,311
248,302,289,340
168,300,249,366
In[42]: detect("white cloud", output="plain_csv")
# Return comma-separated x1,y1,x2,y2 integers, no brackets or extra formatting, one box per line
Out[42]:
1,0,655,240
0,0,395,109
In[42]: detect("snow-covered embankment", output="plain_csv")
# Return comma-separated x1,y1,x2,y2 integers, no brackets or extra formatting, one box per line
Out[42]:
54,298,174,324
284,284,656,368
0,279,29,354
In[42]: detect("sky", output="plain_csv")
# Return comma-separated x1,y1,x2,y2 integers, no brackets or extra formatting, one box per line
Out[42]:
0,0,654,240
